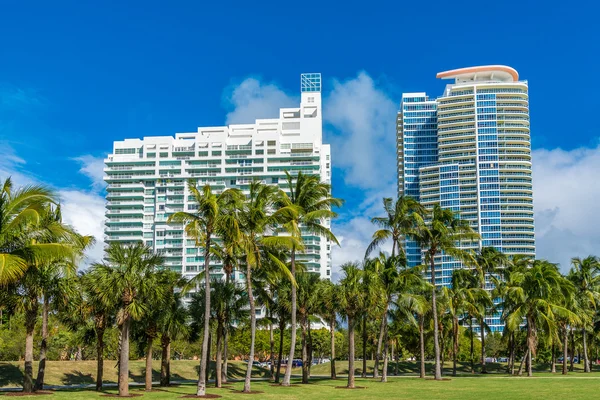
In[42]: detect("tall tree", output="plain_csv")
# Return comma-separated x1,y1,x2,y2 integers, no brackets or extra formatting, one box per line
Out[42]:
471,246,507,373
503,260,579,377
381,260,427,382
339,262,366,389
158,291,189,387
15,204,87,393
568,256,600,372
365,196,424,259
168,181,242,397
443,269,488,376
318,280,340,380
278,171,342,387
238,180,296,393
87,242,165,397
409,204,479,380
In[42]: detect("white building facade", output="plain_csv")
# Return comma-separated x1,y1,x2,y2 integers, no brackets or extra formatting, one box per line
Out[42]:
104,73,332,283
397,66,535,332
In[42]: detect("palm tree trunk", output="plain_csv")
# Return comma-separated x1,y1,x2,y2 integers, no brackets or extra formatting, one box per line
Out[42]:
243,262,256,393
419,314,425,378
145,334,154,391
583,328,590,372
96,325,105,391
307,319,313,379
480,317,487,373
347,315,355,389
275,317,285,383
160,334,170,386
562,326,568,375
269,315,275,381
430,256,442,380
205,333,211,382
330,319,337,379
119,316,131,397
569,327,574,372
526,318,533,377
361,315,367,378
35,295,50,390
374,301,388,379
222,327,228,384
508,331,514,375
453,317,458,377
394,340,399,376
23,305,36,393
517,347,528,376
381,324,389,382
282,248,297,386
551,339,556,373
216,322,223,387
196,241,212,397
469,318,474,374
301,314,308,384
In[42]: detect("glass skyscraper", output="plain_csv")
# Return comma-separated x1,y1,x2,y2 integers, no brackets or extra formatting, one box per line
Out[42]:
397,66,535,331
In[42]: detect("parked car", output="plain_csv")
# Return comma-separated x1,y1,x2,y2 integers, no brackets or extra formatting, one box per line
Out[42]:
292,359,303,367
498,357,508,363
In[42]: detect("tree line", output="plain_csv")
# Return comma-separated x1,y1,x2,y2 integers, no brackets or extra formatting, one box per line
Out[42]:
1,174,599,396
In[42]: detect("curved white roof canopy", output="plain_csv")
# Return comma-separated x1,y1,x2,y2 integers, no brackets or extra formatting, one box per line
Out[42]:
437,65,519,82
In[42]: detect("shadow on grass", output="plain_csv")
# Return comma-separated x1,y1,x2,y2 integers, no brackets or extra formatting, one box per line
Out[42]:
60,371,95,385
0,363,23,387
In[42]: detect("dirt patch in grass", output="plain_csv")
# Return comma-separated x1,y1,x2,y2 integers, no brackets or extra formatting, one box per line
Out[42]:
335,386,367,389
229,390,265,394
5,392,54,397
179,395,222,399
101,394,143,398
269,384,300,387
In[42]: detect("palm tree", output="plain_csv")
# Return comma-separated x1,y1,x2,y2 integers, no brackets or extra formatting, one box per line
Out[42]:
0,178,75,285
503,260,580,377
471,246,507,373
158,291,189,387
79,272,116,391
381,261,427,382
238,180,296,393
190,279,248,387
168,180,241,397
443,269,489,376
339,262,366,389
87,242,165,397
34,206,93,391
139,270,182,391
318,280,340,380
14,204,87,393
365,196,424,259
294,272,322,383
409,204,479,380
568,256,600,372
278,171,342,387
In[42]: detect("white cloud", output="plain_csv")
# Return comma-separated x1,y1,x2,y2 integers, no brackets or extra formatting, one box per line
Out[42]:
223,77,298,125
325,72,398,190
532,145,600,271
73,154,106,191
58,190,106,267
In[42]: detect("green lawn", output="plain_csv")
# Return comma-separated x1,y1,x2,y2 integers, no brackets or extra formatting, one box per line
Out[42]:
0,360,269,388
2,376,600,399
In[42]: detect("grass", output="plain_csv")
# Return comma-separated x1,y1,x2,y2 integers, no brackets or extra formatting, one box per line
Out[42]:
2,375,600,399
0,360,269,388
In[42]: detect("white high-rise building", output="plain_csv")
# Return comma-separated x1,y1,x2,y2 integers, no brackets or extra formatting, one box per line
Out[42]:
104,73,332,283
397,66,535,331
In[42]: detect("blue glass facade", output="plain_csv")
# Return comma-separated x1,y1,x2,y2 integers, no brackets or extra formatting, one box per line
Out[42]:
398,94,438,267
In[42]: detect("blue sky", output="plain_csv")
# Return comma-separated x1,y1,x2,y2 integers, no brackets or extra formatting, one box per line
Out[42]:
1,0,599,272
